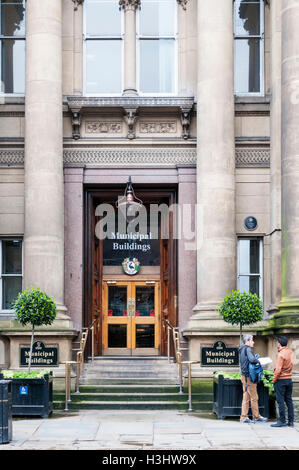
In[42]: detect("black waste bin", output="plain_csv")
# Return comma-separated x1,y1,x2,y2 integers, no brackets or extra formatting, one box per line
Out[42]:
0,380,12,444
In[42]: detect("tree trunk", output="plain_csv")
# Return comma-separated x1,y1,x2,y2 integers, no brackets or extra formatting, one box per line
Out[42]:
28,324,35,374
240,323,242,346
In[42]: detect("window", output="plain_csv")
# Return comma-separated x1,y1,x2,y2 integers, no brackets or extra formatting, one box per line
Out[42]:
137,0,177,94
84,0,123,95
234,0,264,95
0,0,26,94
0,239,23,312
238,238,263,299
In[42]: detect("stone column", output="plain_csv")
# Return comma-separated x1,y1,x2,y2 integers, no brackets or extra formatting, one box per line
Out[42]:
191,0,236,325
119,0,140,96
276,0,299,325
24,0,69,323
268,0,282,316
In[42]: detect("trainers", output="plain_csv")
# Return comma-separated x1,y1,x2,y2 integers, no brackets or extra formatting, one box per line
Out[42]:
288,422,294,427
240,418,252,424
270,421,287,427
253,416,268,423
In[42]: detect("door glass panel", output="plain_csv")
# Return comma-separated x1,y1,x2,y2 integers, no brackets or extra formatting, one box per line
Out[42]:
108,286,127,317
135,286,155,317
108,324,127,348
136,324,155,348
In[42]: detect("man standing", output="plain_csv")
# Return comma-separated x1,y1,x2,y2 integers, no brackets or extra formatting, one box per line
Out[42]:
239,334,268,423
271,336,294,427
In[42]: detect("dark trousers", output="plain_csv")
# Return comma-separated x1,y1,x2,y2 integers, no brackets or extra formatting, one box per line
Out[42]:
274,379,294,424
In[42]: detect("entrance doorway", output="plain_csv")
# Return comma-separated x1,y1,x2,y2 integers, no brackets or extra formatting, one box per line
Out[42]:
102,280,160,355
84,186,177,358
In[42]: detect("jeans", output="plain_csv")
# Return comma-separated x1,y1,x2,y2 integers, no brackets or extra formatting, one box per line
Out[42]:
274,379,294,424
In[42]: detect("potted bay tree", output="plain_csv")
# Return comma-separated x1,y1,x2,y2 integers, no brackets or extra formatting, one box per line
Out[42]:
213,290,268,419
0,286,57,417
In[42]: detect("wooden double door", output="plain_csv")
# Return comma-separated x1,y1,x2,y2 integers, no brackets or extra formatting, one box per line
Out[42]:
102,280,161,356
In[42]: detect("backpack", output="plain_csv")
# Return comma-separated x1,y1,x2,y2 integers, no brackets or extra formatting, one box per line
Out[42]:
248,360,264,383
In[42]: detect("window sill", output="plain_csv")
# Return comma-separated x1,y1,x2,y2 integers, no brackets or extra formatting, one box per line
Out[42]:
0,312,16,321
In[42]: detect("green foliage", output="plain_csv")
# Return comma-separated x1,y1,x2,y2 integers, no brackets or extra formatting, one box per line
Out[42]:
214,371,241,380
215,370,275,397
1,369,50,379
218,290,263,327
12,286,57,327
262,369,275,397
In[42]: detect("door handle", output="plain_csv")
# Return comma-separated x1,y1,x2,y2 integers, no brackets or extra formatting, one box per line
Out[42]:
128,298,135,317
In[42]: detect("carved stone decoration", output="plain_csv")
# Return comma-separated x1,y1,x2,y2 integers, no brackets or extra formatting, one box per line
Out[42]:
85,121,123,134
139,121,177,134
72,0,84,11
123,108,138,140
0,147,271,167
235,148,270,167
177,0,189,10
119,0,141,11
70,110,81,140
180,108,192,140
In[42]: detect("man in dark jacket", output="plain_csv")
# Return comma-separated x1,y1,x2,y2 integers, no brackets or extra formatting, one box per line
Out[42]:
271,336,294,427
239,334,268,423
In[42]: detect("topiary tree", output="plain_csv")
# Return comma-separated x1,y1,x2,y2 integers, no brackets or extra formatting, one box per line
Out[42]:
218,290,263,345
12,286,57,373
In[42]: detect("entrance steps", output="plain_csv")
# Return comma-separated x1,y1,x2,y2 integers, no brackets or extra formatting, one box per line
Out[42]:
53,357,214,414
79,357,180,385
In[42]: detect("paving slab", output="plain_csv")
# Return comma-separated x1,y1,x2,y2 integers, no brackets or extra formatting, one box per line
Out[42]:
0,410,299,451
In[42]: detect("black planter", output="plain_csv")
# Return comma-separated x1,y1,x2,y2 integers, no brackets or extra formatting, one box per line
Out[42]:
0,372,53,418
213,374,269,420
0,380,12,444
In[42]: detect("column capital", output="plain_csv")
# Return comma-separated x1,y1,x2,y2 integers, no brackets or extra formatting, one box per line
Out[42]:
72,0,84,10
177,0,189,10
119,0,141,12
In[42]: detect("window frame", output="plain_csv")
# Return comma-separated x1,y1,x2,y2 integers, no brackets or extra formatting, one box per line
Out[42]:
234,0,265,97
136,0,178,96
237,237,263,301
83,0,125,97
0,238,23,314
0,0,26,97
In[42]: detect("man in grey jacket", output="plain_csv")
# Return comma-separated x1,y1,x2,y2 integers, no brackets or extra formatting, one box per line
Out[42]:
239,334,268,424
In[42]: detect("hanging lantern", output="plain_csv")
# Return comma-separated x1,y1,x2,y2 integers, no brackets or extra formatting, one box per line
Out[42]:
116,177,143,223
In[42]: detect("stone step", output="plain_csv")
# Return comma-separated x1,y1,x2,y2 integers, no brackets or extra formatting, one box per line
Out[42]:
87,357,176,362
53,400,213,411
76,384,182,393
82,374,178,380
54,392,213,402
80,378,180,385
83,365,178,372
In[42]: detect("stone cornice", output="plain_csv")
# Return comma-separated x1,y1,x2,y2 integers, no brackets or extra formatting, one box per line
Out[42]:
67,96,195,140
67,96,195,111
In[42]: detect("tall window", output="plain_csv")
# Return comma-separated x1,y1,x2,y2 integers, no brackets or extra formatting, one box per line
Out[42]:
84,0,123,95
0,239,23,312
234,0,264,95
238,238,263,299
0,0,25,94
137,0,177,94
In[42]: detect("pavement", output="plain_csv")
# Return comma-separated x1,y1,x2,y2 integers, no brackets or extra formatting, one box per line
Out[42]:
1,410,299,451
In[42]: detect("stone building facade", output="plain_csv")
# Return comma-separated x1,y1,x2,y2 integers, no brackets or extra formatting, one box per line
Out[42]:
0,0,298,384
